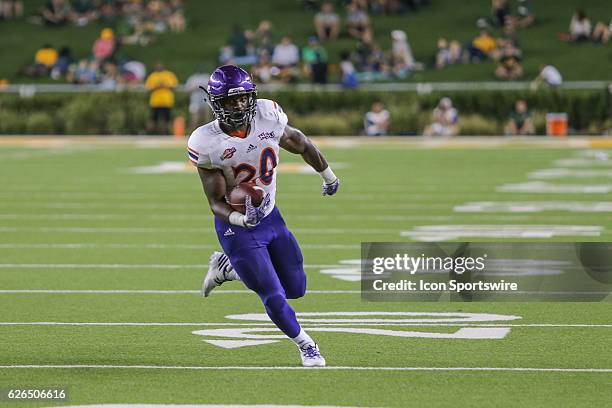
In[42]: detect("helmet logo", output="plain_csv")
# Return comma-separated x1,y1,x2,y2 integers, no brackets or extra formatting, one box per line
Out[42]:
228,87,245,95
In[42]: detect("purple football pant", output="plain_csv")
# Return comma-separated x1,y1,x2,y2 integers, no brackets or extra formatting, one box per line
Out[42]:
215,206,306,338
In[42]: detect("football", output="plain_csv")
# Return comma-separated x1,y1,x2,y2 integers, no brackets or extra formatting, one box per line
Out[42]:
227,182,264,213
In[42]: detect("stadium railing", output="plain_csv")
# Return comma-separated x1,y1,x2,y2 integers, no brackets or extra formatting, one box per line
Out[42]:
0,81,609,96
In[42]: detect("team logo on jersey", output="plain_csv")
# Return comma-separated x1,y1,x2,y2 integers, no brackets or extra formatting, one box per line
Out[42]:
246,144,258,153
220,147,237,160
257,131,276,140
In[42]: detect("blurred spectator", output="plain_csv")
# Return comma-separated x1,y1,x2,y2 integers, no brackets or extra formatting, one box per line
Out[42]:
228,24,248,57
561,9,592,42
464,29,497,62
272,36,300,67
435,38,461,69
346,1,372,41
514,0,534,28
68,59,98,84
224,25,256,65
353,31,389,81
50,46,73,80
35,44,58,70
592,18,612,44
167,0,185,33
504,99,534,136
185,70,213,132
491,0,510,27
424,97,459,137
99,61,120,89
71,0,97,26
22,44,58,77
314,2,340,41
42,0,71,26
252,53,278,83
1,0,23,19
98,0,117,23
494,42,523,80
339,51,358,88
272,36,300,83
122,60,147,83
498,18,520,49
145,62,178,134
353,30,375,70
92,28,116,62
146,0,169,33
390,30,422,77
364,101,390,136
252,20,276,57
302,37,328,84
303,0,319,11
117,15,153,46
532,64,562,89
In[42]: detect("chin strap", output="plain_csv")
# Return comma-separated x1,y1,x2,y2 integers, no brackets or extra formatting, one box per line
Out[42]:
199,86,213,110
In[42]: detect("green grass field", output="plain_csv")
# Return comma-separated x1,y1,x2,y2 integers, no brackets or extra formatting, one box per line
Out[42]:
0,137,611,407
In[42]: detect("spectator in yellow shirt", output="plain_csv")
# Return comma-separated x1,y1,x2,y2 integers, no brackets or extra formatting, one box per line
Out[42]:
23,44,58,77
35,44,59,68
465,30,497,62
145,62,179,134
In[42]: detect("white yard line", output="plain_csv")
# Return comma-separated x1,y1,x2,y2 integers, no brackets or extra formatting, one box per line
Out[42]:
0,322,611,328
0,289,360,294
0,364,611,373
0,264,337,269
0,227,398,234
0,243,360,250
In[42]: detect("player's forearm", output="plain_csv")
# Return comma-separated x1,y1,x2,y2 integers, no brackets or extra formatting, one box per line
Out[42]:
208,200,235,223
301,139,329,173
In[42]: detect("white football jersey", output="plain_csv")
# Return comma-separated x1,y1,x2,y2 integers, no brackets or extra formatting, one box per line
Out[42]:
187,99,288,217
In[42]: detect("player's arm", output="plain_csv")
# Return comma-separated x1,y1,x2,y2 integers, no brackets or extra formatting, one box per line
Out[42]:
197,167,235,222
196,167,269,228
280,124,340,196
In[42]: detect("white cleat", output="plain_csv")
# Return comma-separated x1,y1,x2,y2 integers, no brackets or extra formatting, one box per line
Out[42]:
299,343,326,367
202,251,232,297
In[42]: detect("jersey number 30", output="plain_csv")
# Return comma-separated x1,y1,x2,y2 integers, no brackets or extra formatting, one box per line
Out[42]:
232,147,277,185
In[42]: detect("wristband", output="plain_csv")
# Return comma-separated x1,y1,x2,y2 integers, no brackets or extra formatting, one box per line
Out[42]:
229,211,246,227
319,167,337,184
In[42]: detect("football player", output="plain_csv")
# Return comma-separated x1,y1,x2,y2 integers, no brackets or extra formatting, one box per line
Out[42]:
187,65,340,367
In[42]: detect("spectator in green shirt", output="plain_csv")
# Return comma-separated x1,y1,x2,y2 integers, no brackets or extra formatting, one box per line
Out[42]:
302,37,328,84
505,99,535,136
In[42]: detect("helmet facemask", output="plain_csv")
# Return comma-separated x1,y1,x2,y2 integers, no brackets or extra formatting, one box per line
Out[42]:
210,90,257,130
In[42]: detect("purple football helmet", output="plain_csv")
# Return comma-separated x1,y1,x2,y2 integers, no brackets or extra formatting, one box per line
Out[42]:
207,65,257,129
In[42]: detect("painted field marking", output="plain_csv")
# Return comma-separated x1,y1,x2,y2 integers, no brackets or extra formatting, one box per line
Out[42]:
0,290,607,296
454,201,612,213
0,243,360,250
1,365,611,373
193,312,511,344
497,181,612,194
554,158,612,167
0,263,337,269
528,168,612,179
400,225,603,241
0,227,399,234
48,405,367,408
1,322,611,328
0,290,360,295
